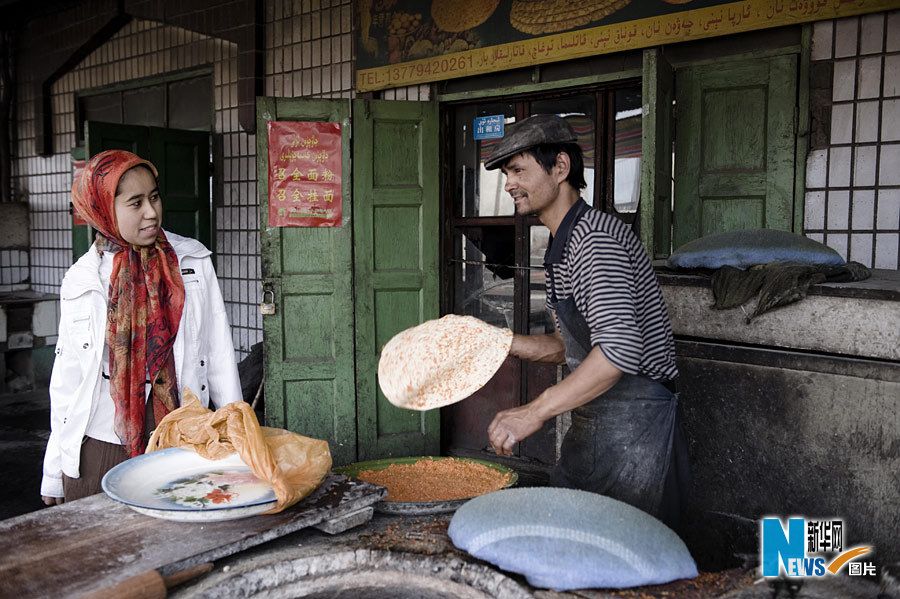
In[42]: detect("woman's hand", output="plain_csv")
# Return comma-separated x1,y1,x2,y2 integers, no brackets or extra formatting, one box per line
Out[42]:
42,495,64,506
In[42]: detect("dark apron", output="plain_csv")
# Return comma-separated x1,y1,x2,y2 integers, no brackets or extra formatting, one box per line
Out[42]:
545,202,689,528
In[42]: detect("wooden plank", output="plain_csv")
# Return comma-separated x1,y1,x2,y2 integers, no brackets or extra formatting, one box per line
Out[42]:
640,48,674,258
794,25,811,233
436,69,642,103
0,475,385,599
765,53,798,232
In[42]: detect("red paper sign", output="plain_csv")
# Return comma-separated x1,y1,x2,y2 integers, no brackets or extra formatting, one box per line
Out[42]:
267,121,343,228
72,159,88,226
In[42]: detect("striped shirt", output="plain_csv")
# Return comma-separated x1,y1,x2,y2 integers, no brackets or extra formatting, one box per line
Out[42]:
545,200,678,382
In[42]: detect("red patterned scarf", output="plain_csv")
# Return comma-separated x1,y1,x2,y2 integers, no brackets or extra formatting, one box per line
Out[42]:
72,150,185,457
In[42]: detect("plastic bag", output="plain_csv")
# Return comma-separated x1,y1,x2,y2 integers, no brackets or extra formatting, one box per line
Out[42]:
146,389,332,513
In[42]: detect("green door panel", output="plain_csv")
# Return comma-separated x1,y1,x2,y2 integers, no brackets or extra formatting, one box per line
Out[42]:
81,121,211,255
149,127,211,248
673,54,797,250
86,121,151,157
353,99,440,460
257,97,357,466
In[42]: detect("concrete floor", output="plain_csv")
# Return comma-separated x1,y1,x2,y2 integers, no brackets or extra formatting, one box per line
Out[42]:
0,388,52,520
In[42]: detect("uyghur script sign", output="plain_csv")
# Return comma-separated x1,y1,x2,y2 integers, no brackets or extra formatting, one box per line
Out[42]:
356,0,894,92
267,121,342,228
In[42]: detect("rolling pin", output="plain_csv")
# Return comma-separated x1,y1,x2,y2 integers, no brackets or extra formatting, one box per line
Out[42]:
82,562,213,599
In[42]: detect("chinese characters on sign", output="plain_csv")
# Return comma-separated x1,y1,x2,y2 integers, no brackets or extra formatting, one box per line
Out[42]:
473,115,505,141
807,519,842,553
267,121,342,227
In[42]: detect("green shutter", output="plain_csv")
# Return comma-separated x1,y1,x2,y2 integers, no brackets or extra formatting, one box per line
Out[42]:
353,99,440,459
257,97,357,466
673,54,797,249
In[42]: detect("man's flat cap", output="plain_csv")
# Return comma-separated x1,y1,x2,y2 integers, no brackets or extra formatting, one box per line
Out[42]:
483,114,577,170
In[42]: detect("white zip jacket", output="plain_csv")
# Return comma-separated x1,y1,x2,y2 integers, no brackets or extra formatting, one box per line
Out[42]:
41,231,243,497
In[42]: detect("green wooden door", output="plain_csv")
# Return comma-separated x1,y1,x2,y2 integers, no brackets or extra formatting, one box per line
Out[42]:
353,99,440,460
82,121,211,254
257,97,440,465
673,55,797,249
257,98,357,466
149,127,211,248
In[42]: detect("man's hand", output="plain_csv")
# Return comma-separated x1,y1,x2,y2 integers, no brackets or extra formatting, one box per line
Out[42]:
42,495,64,506
488,403,546,456
487,347,623,456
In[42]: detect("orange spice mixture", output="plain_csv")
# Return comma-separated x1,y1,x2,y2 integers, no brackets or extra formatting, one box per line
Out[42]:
357,458,512,502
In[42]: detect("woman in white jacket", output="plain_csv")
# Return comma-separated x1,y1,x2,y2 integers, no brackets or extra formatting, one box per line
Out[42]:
41,150,242,504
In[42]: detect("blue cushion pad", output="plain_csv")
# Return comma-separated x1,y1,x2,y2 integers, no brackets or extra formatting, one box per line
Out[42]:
667,229,845,270
448,487,698,591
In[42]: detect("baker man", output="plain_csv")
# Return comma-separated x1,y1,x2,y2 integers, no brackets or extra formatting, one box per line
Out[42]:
484,114,688,527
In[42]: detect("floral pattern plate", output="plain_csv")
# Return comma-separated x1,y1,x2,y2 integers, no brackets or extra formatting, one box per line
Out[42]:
101,447,277,521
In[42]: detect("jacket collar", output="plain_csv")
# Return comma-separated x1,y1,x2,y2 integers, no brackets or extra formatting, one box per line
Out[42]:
60,230,211,300
544,199,590,265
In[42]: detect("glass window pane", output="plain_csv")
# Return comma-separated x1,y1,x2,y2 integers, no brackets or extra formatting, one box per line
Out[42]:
614,86,642,213
168,76,213,130
453,227,515,329
123,84,165,127
79,92,122,140
528,226,553,335
454,103,516,217
530,95,596,207
80,92,122,125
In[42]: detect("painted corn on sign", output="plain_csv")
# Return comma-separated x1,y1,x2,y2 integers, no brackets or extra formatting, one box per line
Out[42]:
356,0,894,91
267,121,343,228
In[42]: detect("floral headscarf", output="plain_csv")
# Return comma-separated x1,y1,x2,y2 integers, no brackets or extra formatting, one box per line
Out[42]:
72,150,185,457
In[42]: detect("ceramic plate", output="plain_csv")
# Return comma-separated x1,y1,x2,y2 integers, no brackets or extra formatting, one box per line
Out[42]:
102,447,277,521
334,456,517,516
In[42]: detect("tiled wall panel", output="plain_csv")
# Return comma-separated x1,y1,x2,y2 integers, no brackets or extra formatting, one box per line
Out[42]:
806,11,900,269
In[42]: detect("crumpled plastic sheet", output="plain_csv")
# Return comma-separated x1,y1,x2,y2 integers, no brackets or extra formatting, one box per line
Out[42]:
147,389,332,513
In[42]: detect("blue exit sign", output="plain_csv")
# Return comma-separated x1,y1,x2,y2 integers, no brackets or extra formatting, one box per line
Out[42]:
473,115,505,140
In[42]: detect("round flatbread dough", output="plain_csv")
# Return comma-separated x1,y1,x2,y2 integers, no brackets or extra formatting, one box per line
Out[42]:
378,314,513,411
432,0,500,32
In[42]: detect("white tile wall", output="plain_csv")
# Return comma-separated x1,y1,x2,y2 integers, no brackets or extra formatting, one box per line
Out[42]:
830,103,853,144
882,99,900,140
14,0,353,355
851,190,875,228
806,11,900,269
832,59,856,101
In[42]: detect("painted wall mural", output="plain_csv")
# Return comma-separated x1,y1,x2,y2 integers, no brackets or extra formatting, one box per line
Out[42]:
356,0,894,91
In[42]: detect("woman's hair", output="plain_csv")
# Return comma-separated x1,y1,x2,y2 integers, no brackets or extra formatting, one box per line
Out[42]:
523,142,587,190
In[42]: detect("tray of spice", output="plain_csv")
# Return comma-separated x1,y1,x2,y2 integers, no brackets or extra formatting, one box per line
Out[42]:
335,456,517,515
